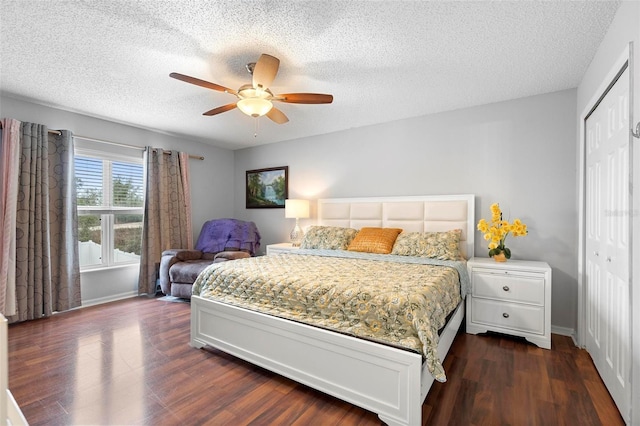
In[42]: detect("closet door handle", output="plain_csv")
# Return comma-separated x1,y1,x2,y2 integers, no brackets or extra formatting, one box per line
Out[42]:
503,286,510,292
502,313,510,318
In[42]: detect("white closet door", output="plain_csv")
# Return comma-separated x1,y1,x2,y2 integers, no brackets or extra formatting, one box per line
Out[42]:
585,66,631,421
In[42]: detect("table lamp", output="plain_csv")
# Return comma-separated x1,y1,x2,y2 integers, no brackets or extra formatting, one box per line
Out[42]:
285,199,310,246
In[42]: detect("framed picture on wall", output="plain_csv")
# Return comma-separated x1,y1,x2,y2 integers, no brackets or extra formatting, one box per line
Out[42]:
246,166,288,208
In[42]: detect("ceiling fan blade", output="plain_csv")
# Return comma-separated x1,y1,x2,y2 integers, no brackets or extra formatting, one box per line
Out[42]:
274,93,334,104
203,103,237,116
252,54,280,89
170,72,236,95
266,107,289,124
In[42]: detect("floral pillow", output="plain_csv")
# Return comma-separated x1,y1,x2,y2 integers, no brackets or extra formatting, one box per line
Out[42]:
300,226,359,250
347,227,403,254
391,229,462,260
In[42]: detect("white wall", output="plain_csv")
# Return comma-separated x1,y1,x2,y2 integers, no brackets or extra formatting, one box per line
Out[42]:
575,0,640,421
234,89,578,332
0,95,235,304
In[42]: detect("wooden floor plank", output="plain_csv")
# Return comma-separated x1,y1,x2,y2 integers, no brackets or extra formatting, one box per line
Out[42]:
7,296,624,425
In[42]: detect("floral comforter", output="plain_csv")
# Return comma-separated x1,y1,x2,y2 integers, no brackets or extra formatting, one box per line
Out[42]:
192,249,468,382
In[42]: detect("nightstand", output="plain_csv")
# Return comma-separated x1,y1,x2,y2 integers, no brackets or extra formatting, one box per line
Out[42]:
266,243,300,256
465,257,552,349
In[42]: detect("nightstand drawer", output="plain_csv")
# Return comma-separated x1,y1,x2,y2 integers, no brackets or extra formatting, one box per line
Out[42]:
470,297,545,335
473,271,544,305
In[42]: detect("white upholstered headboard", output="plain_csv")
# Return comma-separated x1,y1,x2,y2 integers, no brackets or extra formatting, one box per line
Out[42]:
317,194,475,259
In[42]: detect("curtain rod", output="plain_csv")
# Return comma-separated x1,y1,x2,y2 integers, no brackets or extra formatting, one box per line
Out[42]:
0,122,61,135
0,123,205,160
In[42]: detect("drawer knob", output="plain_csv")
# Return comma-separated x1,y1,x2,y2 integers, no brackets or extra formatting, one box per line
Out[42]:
502,285,510,292
502,313,510,318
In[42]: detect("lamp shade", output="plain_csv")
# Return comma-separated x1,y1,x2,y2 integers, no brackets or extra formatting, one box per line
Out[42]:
285,199,310,219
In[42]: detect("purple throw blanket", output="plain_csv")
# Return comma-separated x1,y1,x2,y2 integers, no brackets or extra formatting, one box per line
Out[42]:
195,219,261,255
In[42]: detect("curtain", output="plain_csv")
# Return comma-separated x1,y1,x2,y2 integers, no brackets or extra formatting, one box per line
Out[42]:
138,148,192,295
6,123,81,323
48,130,82,312
180,152,193,249
0,118,21,316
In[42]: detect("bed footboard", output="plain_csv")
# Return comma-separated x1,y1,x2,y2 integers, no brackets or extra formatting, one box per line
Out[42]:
191,296,464,426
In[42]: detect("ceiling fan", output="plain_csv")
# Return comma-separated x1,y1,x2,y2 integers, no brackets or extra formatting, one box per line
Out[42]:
170,54,333,124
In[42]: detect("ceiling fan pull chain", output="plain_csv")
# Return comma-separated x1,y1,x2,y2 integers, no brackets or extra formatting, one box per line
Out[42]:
254,116,259,138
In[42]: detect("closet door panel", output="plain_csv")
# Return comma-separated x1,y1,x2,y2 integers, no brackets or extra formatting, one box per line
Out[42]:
584,66,631,421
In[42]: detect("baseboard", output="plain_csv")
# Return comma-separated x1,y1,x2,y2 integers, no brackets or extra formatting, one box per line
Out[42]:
551,325,574,336
79,291,139,308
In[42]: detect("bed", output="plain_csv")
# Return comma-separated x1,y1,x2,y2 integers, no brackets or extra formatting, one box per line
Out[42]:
190,194,475,426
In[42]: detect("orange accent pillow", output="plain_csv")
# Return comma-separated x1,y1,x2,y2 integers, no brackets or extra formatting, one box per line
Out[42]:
347,227,403,254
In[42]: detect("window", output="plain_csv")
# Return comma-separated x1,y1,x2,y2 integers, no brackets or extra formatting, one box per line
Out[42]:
74,140,144,269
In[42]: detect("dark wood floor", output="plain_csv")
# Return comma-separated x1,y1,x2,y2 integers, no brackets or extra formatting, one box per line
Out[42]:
7,296,623,425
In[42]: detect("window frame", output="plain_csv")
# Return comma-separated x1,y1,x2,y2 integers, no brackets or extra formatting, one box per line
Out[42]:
74,143,145,271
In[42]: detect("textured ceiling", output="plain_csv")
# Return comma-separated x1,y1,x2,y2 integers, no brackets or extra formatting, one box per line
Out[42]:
0,1,621,150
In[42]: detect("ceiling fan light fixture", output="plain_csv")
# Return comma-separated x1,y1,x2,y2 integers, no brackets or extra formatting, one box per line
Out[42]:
237,84,273,117
237,97,273,117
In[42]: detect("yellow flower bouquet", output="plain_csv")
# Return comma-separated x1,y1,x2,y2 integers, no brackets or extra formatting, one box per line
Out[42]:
477,203,527,260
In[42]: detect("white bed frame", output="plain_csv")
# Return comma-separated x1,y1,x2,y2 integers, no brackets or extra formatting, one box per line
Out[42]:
191,194,475,426
1,315,28,426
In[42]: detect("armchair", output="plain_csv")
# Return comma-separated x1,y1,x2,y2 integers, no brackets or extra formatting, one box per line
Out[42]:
159,218,261,298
